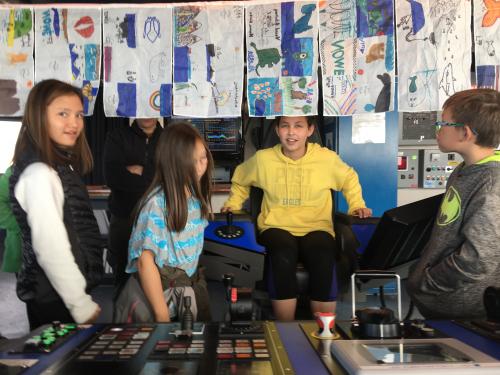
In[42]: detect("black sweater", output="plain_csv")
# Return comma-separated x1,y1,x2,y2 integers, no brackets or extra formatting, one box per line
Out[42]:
103,121,162,217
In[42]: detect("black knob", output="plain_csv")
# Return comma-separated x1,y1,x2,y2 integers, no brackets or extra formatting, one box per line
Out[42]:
214,213,244,239
223,274,234,288
223,274,234,301
181,296,193,331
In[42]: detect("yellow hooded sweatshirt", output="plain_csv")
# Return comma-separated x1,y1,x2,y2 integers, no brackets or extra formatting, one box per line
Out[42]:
224,143,367,237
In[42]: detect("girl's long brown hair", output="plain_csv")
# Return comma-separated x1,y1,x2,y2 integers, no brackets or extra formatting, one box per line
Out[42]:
136,122,213,232
13,79,93,174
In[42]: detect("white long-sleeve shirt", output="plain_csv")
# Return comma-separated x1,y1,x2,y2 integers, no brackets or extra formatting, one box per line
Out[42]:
14,162,98,323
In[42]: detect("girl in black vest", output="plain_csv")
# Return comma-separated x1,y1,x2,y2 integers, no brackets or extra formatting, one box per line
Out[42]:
10,79,102,329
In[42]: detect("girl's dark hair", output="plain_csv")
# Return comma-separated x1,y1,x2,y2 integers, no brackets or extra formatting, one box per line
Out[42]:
274,116,316,128
136,122,213,232
13,79,93,174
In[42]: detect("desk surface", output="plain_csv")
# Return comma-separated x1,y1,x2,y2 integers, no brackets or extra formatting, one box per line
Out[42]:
87,184,232,199
276,322,337,375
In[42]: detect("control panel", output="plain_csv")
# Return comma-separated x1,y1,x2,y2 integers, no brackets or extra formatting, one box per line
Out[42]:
397,149,419,188
419,149,462,188
0,322,279,375
9,322,80,354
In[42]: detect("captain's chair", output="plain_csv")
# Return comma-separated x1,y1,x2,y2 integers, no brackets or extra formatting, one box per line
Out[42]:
249,186,360,317
246,117,361,317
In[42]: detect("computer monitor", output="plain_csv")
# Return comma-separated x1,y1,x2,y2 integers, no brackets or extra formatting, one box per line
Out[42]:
189,117,242,161
168,117,243,182
359,193,444,272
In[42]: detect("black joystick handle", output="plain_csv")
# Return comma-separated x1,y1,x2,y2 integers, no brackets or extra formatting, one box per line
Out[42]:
226,212,235,234
181,296,194,331
214,212,244,239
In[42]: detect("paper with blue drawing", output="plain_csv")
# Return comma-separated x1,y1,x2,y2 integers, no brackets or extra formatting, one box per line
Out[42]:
246,1,319,117
319,0,396,115
172,3,244,118
396,0,472,112
102,6,172,118
34,7,101,116
0,7,34,117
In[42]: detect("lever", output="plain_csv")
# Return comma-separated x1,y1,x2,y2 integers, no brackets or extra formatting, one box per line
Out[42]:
226,212,235,234
222,273,234,301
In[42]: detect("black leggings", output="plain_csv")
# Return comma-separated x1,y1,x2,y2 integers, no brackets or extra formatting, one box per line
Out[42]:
259,228,338,302
108,214,133,291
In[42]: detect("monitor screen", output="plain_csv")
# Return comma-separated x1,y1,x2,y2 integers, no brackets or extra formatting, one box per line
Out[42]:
189,117,242,159
362,343,471,364
169,117,242,162
360,193,444,270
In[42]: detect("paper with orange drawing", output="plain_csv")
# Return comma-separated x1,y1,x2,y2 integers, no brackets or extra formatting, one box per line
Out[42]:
474,0,500,90
0,7,34,117
319,0,395,116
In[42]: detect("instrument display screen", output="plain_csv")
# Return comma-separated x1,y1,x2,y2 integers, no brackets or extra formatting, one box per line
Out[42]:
362,343,471,364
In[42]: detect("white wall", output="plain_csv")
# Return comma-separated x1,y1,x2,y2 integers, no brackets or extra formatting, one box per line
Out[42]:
397,188,444,206
211,193,228,213
0,121,22,173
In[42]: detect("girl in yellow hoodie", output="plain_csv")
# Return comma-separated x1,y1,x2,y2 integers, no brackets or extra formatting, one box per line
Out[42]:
223,116,372,321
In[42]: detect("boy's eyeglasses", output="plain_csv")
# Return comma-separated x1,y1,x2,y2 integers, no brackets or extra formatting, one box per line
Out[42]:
434,121,478,135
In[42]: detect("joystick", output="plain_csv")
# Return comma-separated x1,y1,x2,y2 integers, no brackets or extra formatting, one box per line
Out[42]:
219,273,261,334
215,212,244,239
181,296,194,332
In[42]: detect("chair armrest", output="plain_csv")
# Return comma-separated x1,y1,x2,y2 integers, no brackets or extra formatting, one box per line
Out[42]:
334,212,353,226
335,212,380,226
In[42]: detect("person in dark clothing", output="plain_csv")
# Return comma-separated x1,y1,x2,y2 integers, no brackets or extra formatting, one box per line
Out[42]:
104,118,163,290
10,79,103,329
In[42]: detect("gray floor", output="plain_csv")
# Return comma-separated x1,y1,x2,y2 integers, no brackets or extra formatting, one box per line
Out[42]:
0,270,421,339
0,272,29,338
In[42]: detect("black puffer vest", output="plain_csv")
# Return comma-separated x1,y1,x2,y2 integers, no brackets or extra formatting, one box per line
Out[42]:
9,147,103,303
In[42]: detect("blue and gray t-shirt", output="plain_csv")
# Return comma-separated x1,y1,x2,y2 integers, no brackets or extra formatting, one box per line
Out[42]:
126,190,208,277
